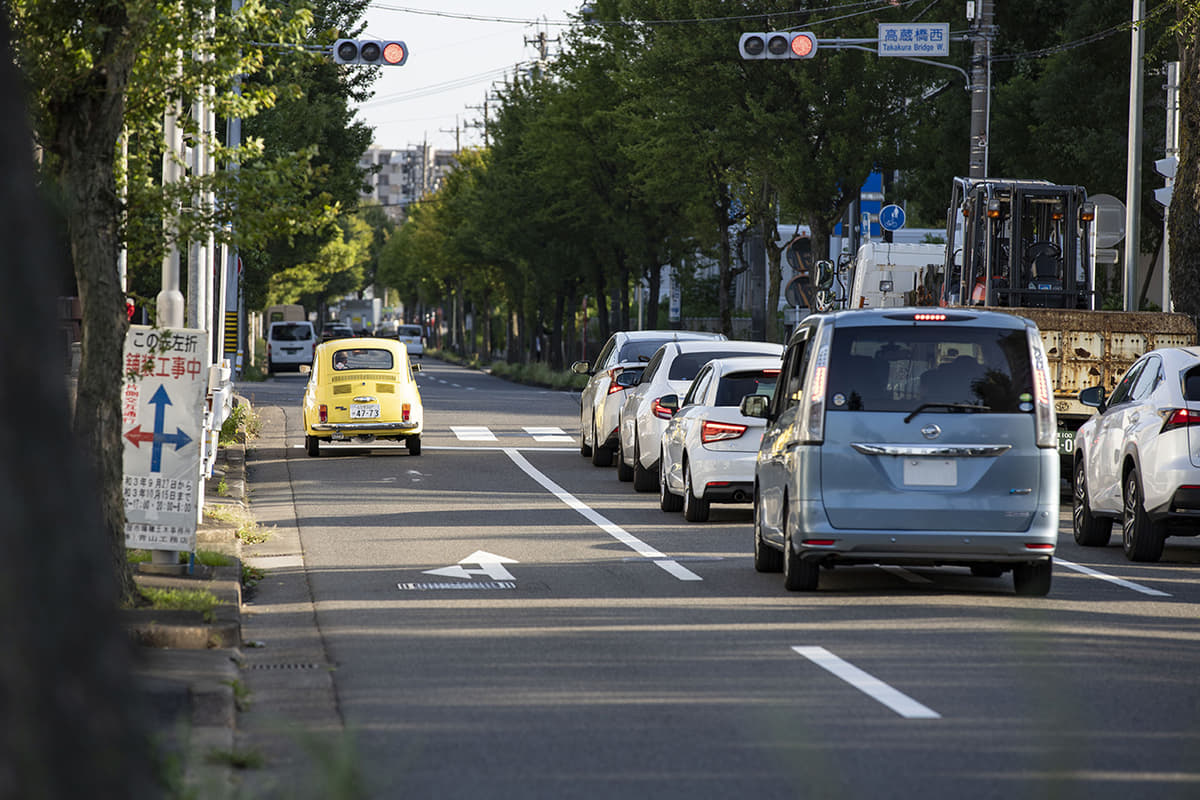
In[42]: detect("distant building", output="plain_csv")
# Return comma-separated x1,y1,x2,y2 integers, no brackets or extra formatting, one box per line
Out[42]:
359,146,460,222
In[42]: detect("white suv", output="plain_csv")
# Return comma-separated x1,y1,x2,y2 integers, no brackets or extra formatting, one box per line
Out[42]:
1072,346,1200,561
572,330,724,467
266,320,317,374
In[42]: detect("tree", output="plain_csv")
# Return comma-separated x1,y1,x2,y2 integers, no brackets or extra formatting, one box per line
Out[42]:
0,12,157,795
9,0,327,600
1169,1,1200,320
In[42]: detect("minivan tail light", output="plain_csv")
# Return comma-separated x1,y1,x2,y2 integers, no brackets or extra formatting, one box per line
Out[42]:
701,420,747,443
1161,408,1200,433
797,328,831,445
1027,328,1056,449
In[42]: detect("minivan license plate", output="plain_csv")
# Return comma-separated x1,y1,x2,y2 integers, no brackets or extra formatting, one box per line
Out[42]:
350,404,380,419
903,458,957,486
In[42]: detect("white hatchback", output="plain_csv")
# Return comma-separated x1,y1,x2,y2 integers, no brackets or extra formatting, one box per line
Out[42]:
617,340,784,491
1072,346,1200,561
658,356,781,522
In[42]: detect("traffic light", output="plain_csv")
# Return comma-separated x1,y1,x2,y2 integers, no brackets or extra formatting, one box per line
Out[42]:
738,32,817,60
333,38,408,66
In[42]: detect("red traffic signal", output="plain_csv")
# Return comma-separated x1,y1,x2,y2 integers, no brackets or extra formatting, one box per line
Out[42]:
738,31,817,60
333,39,408,66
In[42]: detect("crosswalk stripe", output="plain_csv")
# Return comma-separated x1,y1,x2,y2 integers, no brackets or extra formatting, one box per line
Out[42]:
451,425,497,442
523,426,573,443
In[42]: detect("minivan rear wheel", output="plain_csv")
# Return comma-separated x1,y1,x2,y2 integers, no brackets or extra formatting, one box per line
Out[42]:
782,521,819,591
1013,558,1052,596
753,494,782,573
1073,459,1113,546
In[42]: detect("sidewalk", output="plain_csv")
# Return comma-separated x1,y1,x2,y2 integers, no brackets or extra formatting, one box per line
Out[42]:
127,420,249,797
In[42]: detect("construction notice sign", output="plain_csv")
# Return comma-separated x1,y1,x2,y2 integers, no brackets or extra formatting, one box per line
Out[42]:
122,325,208,551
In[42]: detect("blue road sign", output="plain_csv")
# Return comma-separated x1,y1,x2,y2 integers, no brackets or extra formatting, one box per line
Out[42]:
879,204,906,232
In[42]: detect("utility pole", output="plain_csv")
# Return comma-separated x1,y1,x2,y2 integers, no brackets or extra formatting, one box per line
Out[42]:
1123,0,1146,312
968,0,994,177
524,27,559,80
466,100,490,146
440,116,461,153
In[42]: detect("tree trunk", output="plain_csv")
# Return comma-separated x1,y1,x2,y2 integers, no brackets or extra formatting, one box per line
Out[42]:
764,218,783,343
46,5,138,603
1170,5,1200,323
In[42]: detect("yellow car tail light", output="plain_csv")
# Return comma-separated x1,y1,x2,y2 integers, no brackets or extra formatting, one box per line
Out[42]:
402,403,411,422
319,404,328,423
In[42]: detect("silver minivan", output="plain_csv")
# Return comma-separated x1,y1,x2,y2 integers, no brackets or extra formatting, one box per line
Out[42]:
743,308,1059,595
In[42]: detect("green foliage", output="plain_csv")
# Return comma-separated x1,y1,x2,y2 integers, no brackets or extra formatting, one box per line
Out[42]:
487,360,589,391
219,402,262,445
137,586,221,623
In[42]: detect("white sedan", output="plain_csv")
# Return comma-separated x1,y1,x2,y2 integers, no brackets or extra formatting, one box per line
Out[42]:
657,356,781,521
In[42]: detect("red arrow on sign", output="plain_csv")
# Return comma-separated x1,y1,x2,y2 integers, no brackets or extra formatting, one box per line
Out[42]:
124,425,156,447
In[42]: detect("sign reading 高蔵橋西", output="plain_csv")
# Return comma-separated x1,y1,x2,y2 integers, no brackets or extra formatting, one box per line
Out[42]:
122,325,209,551
877,23,950,58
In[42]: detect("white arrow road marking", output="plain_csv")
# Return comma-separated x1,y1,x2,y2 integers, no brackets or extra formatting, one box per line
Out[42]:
503,448,702,581
451,426,497,441
423,550,518,581
1054,557,1171,597
523,426,574,443
792,646,941,719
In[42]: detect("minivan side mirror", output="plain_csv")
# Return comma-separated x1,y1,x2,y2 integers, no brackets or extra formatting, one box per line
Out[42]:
1078,385,1106,412
741,394,770,419
570,360,591,375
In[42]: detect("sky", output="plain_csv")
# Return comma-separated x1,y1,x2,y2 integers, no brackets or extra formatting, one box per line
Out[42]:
353,2,582,152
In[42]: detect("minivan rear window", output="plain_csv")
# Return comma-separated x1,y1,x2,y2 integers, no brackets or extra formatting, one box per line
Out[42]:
271,323,313,342
826,326,1033,413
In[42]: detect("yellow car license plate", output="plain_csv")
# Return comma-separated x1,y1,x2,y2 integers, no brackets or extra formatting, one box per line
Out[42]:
350,403,380,419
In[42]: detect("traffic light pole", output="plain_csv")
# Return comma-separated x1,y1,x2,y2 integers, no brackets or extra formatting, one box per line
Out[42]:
968,0,994,178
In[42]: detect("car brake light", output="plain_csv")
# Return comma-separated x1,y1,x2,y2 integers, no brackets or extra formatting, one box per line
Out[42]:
797,335,829,444
402,403,411,422
652,397,674,419
913,313,947,321
763,369,780,375
702,420,748,443
1161,408,1200,433
802,539,836,546
1024,543,1054,550
606,367,624,395
319,404,328,423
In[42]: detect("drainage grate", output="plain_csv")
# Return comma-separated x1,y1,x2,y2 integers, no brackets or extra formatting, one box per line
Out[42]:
244,662,326,671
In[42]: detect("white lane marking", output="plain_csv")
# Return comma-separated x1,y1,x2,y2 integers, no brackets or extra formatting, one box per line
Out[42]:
523,426,574,443
424,550,518,581
451,425,497,441
503,448,702,581
792,646,941,720
1054,557,1171,597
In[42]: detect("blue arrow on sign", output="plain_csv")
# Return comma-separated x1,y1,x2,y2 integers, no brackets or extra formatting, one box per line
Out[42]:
142,384,193,473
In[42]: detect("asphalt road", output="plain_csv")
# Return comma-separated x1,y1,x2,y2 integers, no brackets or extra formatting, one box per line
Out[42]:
236,358,1200,800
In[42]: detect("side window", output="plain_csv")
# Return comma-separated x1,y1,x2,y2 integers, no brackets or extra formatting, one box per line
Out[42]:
1107,360,1146,407
640,350,666,383
595,339,616,370
684,367,713,407
1130,355,1160,401
773,329,813,415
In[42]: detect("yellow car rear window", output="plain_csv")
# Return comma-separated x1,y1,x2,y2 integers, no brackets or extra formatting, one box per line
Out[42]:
332,348,394,371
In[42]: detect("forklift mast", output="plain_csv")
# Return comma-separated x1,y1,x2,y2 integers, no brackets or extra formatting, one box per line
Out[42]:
941,177,1096,310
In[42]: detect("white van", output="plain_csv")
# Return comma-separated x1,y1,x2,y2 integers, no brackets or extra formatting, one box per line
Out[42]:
266,320,317,375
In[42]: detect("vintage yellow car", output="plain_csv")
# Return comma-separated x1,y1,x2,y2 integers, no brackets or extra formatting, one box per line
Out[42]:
302,338,423,457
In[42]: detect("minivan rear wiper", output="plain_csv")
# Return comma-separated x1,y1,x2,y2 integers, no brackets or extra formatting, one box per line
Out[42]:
903,403,991,424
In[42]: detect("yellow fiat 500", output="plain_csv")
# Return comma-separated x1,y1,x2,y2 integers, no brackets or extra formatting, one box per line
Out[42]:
302,338,423,456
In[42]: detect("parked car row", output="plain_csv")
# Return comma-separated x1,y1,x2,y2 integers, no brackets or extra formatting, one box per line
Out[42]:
576,308,1070,596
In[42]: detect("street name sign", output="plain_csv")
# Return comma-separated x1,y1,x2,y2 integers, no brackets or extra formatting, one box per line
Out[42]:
877,23,950,57
122,325,208,551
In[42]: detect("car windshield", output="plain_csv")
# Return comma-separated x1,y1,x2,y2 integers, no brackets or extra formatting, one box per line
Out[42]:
332,348,394,371
617,339,674,363
715,370,779,407
272,323,311,342
826,325,1033,413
